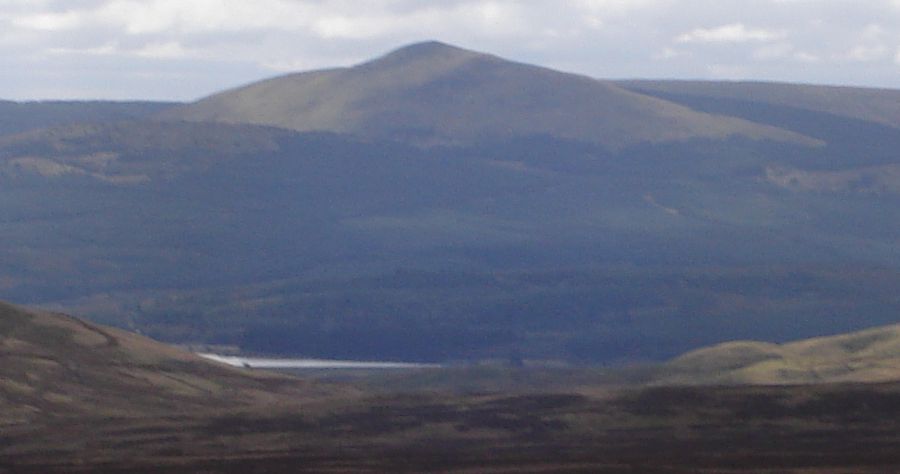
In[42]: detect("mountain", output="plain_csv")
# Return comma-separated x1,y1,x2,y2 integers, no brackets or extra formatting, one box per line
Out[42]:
659,323,900,385
165,41,817,148
0,301,338,424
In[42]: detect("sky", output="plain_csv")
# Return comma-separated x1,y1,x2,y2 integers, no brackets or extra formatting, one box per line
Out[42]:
2,0,900,101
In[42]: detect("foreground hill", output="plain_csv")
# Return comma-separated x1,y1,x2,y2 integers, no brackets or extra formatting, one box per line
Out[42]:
4,377,900,473
2,301,899,472
0,301,339,424
165,41,816,148
660,323,900,385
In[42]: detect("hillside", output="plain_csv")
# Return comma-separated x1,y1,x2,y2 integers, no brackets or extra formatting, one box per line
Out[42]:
5,116,900,363
659,323,900,385
165,41,817,148
0,301,339,424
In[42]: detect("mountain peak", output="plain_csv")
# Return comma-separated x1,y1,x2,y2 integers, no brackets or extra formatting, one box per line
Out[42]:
382,40,475,58
361,41,485,69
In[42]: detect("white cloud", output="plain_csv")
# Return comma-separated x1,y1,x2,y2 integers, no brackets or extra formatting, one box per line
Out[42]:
576,0,663,14
677,23,787,43
93,0,318,34
134,41,190,59
47,43,118,56
707,64,750,79
753,43,794,60
794,51,820,63
47,40,192,60
861,24,886,41
840,44,888,61
654,47,689,60
12,10,82,30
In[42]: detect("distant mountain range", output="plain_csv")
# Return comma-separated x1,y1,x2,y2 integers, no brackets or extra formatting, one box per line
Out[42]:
1,41,900,363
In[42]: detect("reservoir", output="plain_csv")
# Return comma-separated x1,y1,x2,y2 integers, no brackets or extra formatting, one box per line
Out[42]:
199,353,440,370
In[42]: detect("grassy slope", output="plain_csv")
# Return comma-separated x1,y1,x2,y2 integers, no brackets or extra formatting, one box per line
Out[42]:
0,301,344,425
660,323,900,385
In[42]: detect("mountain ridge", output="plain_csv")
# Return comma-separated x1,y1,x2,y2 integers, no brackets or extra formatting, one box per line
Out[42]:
620,79,900,131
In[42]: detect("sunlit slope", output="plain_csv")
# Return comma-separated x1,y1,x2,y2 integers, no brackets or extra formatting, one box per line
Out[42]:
166,41,817,148
660,323,900,385
0,301,339,424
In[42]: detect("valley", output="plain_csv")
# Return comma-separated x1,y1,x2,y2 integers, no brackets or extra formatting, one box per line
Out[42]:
2,42,900,472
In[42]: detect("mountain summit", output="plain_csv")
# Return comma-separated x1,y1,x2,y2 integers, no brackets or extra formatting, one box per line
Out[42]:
166,41,816,148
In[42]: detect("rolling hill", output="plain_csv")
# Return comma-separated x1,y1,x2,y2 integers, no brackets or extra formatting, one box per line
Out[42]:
659,323,900,385
0,300,339,425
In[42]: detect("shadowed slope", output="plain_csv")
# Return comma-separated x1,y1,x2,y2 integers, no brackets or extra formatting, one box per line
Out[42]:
0,301,343,424
166,41,818,148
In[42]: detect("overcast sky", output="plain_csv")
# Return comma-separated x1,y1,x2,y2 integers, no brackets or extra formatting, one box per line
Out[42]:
3,0,900,101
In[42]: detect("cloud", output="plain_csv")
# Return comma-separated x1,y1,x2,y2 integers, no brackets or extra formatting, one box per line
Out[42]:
752,43,794,60
840,44,888,62
654,47,689,60
134,41,190,59
47,43,118,56
12,10,82,30
676,23,787,43
2,0,900,100
707,64,750,79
